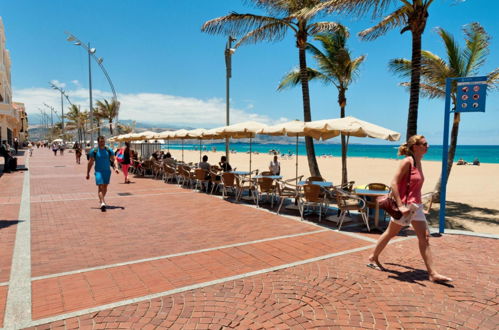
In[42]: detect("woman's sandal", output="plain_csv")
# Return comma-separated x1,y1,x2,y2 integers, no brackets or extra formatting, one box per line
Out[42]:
366,263,384,271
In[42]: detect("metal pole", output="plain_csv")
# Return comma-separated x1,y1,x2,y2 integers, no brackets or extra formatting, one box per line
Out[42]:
438,77,454,234
88,42,94,147
60,92,64,139
225,36,235,162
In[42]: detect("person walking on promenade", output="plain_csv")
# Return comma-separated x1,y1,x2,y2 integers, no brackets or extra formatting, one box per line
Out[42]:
13,138,19,155
73,142,82,164
27,141,33,157
52,142,58,156
120,142,132,184
59,143,65,156
367,135,452,283
86,136,119,212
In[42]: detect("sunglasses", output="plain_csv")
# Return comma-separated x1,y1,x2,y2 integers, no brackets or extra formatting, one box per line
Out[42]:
417,142,428,147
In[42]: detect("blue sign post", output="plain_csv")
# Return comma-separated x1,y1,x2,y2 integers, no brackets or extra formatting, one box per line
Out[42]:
439,76,487,233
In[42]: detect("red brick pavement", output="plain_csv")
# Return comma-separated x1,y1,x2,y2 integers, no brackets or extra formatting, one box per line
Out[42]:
2,149,499,329
28,235,499,329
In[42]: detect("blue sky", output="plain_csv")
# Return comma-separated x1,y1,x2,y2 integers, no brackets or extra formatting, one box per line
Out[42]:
1,0,498,144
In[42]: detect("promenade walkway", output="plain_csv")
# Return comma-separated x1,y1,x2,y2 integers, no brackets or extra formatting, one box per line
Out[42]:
0,149,497,329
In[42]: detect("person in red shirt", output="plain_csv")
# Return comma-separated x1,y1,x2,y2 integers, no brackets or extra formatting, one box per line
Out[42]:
367,135,452,283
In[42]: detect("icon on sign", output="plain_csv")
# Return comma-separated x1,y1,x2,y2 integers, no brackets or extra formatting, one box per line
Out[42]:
461,94,469,101
472,103,479,108
462,86,469,93
461,103,468,109
473,85,480,92
472,94,479,100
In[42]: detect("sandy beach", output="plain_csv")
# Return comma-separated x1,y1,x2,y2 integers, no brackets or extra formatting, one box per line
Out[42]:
167,149,499,234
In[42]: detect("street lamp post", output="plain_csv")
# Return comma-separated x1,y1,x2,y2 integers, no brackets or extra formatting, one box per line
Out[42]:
225,36,236,161
65,32,119,144
49,83,71,140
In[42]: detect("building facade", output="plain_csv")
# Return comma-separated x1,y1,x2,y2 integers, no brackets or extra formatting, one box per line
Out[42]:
0,17,26,146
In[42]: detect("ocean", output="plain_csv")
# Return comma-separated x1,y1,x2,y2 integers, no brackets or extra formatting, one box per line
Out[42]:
162,142,499,164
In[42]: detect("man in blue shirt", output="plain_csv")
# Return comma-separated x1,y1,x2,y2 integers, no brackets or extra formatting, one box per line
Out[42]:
86,136,119,211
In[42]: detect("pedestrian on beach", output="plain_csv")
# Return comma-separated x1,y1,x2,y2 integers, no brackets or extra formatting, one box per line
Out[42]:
367,135,452,283
59,143,65,156
269,154,280,175
73,142,82,164
120,142,132,184
86,136,119,212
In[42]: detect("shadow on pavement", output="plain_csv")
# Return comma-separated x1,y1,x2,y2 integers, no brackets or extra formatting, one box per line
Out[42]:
0,220,22,230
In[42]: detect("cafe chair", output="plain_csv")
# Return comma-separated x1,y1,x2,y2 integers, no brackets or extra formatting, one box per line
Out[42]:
254,177,277,208
210,171,222,194
194,168,210,192
298,184,329,222
336,189,370,231
220,172,237,198
365,183,391,222
163,164,177,183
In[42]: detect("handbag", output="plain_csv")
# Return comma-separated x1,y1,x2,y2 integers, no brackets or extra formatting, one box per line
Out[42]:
377,161,412,220
116,148,125,163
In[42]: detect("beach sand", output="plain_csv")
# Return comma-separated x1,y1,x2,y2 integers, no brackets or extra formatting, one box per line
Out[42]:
167,149,499,235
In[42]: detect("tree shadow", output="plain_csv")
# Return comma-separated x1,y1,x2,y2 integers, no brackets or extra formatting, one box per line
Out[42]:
0,220,22,230
427,201,499,230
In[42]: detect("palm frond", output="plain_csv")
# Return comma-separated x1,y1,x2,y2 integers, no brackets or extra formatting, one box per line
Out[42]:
463,22,490,75
420,50,452,87
277,67,328,90
400,82,445,99
201,13,291,37
388,58,412,78
435,27,465,76
308,22,344,36
236,20,292,46
358,6,408,41
486,68,499,91
319,0,397,18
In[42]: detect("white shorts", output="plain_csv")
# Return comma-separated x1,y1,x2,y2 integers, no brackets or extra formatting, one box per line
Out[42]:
391,203,426,226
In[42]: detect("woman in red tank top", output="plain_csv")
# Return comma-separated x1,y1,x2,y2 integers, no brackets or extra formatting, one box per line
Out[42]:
367,135,452,283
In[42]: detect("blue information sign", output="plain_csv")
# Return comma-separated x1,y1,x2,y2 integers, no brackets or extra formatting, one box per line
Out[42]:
455,76,487,112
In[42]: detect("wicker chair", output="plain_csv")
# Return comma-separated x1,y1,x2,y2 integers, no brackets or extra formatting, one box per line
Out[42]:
194,168,210,192
254,177,277,208
297,184,329,222
336,188,370,231
220,172,237,198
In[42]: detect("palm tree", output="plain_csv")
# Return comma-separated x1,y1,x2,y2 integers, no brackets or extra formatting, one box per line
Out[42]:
202,0,345,177
277,26,365,185
356,0,435,140
95,99,120,136
65,104,85,143
389,22,499,199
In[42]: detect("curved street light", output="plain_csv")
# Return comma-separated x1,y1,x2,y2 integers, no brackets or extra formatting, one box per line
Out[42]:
49,82,72,138
65,32,119,145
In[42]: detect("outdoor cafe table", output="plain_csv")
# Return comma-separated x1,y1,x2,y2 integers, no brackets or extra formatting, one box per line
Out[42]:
253,175,283,180
354,188,389,230
297,181,333,187
231,171,251,176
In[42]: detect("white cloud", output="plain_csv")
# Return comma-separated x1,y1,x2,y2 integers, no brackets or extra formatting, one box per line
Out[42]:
49,80,66,88
13,87,288,127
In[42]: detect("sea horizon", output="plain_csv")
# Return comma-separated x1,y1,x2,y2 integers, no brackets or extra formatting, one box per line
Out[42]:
160,142,499,164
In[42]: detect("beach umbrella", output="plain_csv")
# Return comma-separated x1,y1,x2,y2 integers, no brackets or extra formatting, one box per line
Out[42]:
170,129,191,162
259,120,306,183
185,128,210,163
155,130,174,151
215,121,269,174
304,116,401,141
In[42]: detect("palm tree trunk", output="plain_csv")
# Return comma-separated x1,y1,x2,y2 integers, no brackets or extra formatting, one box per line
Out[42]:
433,112,460,201
338,88,347,186
406,31,423,140
298,41,321,177
109,120,113,136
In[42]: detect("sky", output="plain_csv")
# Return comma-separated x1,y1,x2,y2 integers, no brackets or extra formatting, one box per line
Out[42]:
1,0,498,144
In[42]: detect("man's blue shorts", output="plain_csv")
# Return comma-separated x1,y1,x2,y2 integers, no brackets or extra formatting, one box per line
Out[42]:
95,171,111,185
